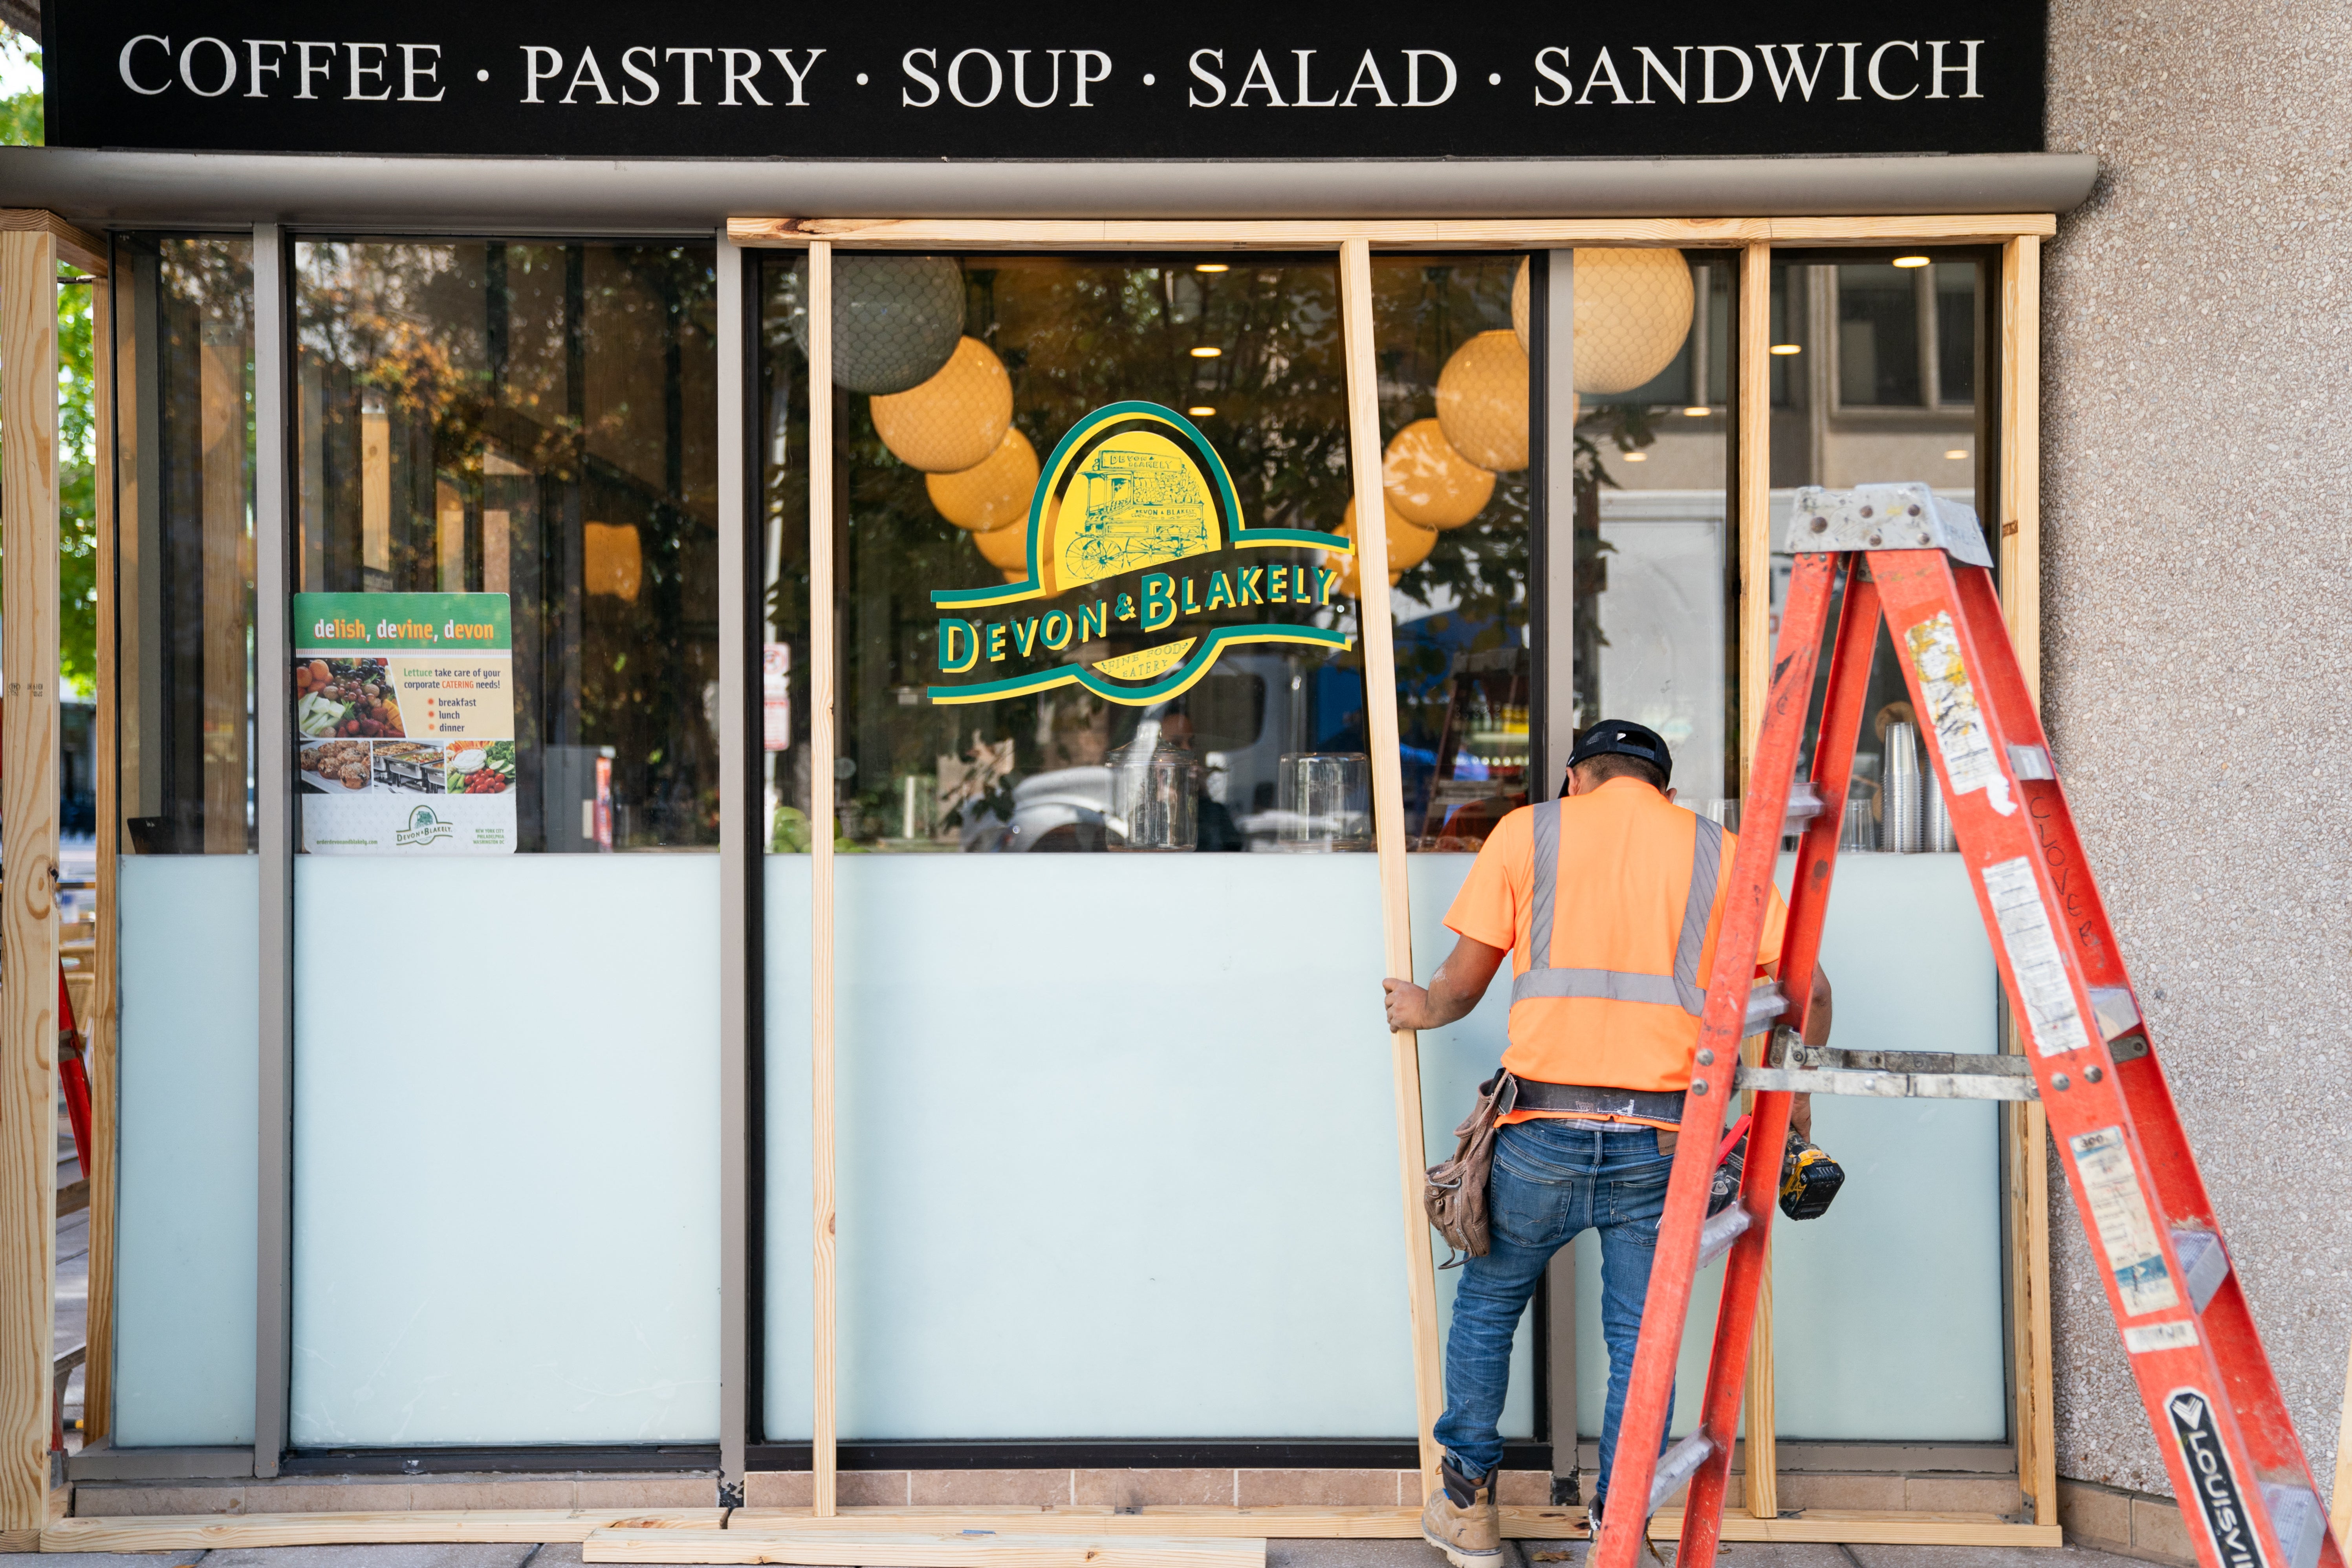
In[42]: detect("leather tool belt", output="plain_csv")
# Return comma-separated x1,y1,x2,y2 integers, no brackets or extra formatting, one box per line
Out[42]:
1506,1074,1687,1125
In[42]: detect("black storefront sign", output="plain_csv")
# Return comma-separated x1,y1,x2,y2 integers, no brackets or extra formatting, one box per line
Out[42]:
44,1,2044,161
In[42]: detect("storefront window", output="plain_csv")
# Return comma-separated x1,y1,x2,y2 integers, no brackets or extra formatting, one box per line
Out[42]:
286,240,722,1446
1758,248,2008,1442
762,253,1362,854
1371,254,1533,848
110,234,262,1446
293,240,720,852
1570,251,1736,812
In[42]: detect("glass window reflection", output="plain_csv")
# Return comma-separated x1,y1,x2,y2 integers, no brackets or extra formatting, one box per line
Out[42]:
293,241,719,852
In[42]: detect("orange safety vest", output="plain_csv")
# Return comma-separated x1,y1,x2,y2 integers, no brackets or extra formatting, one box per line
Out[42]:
1491,778,1776,1110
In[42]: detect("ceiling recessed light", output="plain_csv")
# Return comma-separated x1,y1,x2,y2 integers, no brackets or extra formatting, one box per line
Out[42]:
1769,343,1802,355
1188,406,1216,417
1892,255,1931,268
1190,345,1222,358
1623,451,1649,462
1194,262,1229,273
1945,449,1970,460
1682,405,1709,417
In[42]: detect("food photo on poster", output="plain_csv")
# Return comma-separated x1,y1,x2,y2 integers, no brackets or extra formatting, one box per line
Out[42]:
291,591,519,854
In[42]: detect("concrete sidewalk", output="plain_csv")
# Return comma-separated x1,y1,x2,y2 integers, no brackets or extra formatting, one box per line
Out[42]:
0,1537,2155,1568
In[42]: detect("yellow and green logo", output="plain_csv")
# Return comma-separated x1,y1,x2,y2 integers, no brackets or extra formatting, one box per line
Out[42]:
930,401,1354,706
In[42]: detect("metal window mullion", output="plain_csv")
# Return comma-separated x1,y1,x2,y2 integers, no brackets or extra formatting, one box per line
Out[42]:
251,223,293,1478
1541,250,1576,789
715,230,751,1506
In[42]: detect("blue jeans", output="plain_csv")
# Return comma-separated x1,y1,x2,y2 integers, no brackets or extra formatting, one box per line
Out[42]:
1431,1117,1676,1511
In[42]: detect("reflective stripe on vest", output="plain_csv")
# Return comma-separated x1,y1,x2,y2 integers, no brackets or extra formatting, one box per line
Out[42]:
1509,800,1724,1017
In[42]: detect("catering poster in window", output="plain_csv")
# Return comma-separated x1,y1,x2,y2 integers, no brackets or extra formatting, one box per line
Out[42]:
291,593,517,854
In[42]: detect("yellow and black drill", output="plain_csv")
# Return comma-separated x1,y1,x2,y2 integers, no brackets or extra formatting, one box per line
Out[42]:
1707,1115,1846,1221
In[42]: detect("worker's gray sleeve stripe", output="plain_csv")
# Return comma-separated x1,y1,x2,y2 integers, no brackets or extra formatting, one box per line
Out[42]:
1672,817,1725,1015
1511,967,1687,1007
1527,799,1561,973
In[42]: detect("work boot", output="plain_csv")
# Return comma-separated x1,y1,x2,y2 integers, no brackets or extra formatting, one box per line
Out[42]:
1420,1458,1502,1568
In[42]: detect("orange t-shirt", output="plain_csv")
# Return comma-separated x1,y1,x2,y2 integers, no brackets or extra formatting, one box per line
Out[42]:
1443,778,1788,1128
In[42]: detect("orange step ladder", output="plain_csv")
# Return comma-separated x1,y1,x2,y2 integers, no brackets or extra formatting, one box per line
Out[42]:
1590,484,2337,1568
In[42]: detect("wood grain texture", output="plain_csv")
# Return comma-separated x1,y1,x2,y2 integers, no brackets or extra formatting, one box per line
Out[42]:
1996,233,2055,1532
2331,1328,2352,1546
728,216,2058,252
1337,238,1442,1499
51,1506,2060,1551
0,226,59,1542
806,239,839,1520
584,1528,1266,1568
0,212,104,280
1733,239,1779,1522
716,1507,2061,1547
83,251,115,1446
42,1509,727,1551
1999,236,2042,706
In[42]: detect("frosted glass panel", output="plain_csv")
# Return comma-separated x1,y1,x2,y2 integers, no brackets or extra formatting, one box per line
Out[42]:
763,857,813,1442
774,854,1435,1440
1411,855,1537,1442
1769,853,2004,1439
292,856,719,1445
1571,854,2002,1442
115,856,259,1445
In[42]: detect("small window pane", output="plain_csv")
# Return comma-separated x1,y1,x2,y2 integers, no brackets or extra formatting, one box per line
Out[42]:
1836,264,1924,408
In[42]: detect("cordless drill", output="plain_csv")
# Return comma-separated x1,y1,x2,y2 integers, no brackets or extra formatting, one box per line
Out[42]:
1707,1115,1846,1221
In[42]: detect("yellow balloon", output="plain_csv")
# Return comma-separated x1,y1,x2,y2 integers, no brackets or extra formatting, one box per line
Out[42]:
927,426,1040,533
872,336,1013,473
973,516,1029,573
1511,257,1530,352
1435,330,1529,473
1339,499,1437,575
1382,419,1495,530
1572,249,1695,395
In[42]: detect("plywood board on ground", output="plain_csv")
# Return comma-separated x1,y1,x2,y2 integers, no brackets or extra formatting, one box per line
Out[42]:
729,1506,2059,1546
585,1526,1264,1568
41,1508,726,1551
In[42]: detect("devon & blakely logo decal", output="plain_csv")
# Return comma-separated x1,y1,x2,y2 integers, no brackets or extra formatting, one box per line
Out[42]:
396,804,455,848
928,401,1353,707
2167,1388,2266,1568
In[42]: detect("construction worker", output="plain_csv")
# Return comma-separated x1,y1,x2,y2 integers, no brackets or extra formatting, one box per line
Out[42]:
1382,718,1832,1566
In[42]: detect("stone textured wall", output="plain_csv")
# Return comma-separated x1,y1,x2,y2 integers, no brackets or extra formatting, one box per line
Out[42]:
2042,0,2352,1501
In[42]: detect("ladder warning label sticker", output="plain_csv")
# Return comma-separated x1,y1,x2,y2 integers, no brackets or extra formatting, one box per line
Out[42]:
2166,1387,2268,1568
1904,611,2016,816
2071,1127,2180,1316
1983,856,2094,1056
2126,1321,2200,1354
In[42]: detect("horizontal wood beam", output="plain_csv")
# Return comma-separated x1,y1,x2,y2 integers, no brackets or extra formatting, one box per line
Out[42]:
584,1527,1265,1568
0,211,104,277
42,1509,728,1550
42,1505,2064,1552
729,214,2058,252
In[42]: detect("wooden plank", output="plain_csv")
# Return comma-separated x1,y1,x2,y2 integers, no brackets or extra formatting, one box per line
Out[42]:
0,224,60,1548
733,1507,1448,1540
48,1505,2061,1552
806,238,839,1520
728,216,2057,252
1997,232,2057,1532
585,1528,1264,1568
1733,238,1779,1522
1999,235,2042,706
88,245,123,1448
1735,241,1772,792
2332,1324,2352,1545
1337,236,1443,1499
0,212,105,279
729,1507,2060,1547
42,1509,728,1551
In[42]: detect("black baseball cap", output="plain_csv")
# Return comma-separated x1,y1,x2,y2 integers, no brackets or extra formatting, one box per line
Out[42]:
1564,719,1673,786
